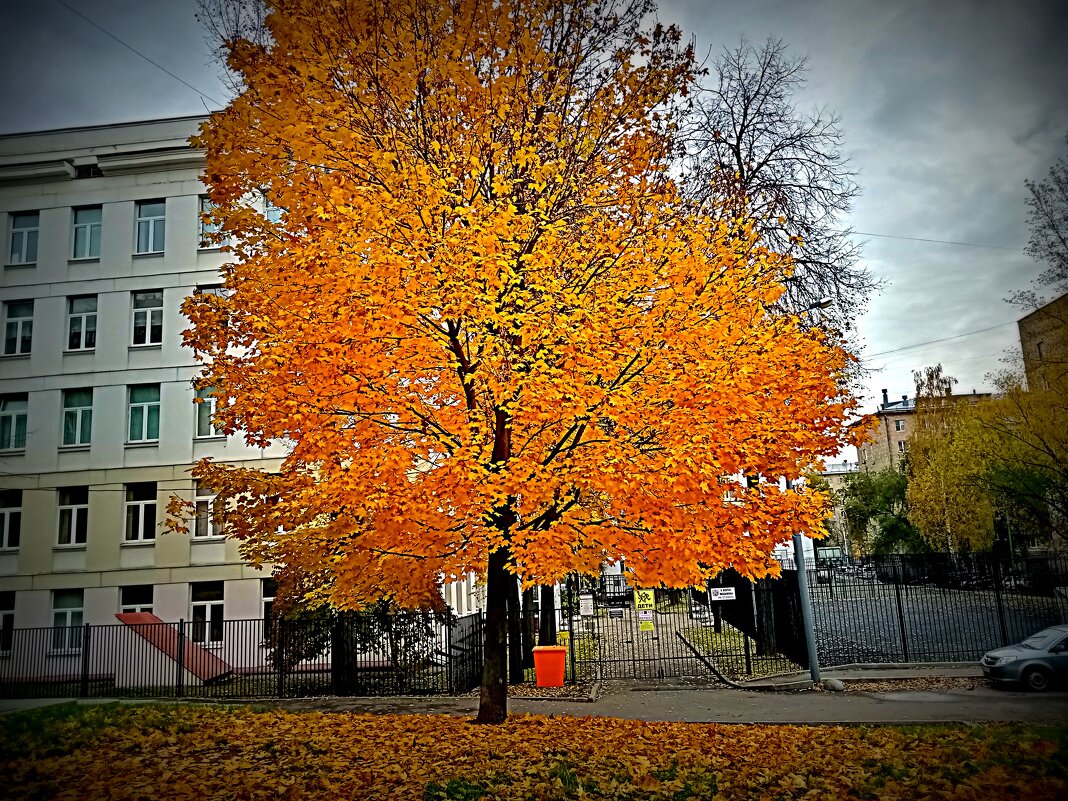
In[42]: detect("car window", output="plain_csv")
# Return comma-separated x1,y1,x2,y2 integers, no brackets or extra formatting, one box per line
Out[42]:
1020,630,1061,650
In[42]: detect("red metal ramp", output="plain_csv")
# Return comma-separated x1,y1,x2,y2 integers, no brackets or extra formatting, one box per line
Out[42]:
115,612,232,683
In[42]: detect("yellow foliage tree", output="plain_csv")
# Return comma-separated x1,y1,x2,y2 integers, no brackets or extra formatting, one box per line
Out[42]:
177,0,861,722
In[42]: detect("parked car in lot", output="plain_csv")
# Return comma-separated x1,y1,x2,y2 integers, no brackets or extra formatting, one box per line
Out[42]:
980,625,1068,691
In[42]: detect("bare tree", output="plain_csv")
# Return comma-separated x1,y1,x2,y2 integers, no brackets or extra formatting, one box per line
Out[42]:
682,38,872,331
1014,132,1068,310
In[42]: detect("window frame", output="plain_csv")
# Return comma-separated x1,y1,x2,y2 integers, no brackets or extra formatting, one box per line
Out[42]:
50,589,84,653
65,295,98,351
3,299,33,356
198,196,227,249
135,199,166,254
193,481,224,539
56,486,89,547
127,384,161,443
0,590,13,653
195,386,224,438
0,394,28,452
0,490,21,551
71,206,102,260
119,585,154,615
123,482,157,543
8,211,39,265
895,419,906,432
190,581,225,645
130,290,164,347
61,388,93,447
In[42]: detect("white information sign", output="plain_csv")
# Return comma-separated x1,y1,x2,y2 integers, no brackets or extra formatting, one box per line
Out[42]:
708,587,737,602
579,593,595,617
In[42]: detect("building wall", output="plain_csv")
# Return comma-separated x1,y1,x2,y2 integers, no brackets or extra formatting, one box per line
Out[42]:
0,117,477,634
1017,291,1068,391
857,410,913,473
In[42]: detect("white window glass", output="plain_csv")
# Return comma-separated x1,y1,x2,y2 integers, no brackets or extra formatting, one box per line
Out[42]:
199,196,225,247
191,581,224,644
66,295,97,351
51,589,84,651
72,207,102,259
0,395,28,451
135,200,166,253
195,386,223,437
3,300,33,355
62,388,93,446
194,482,223,538
124,482,157,541
127,385,161,442
120,585,153,614
262,578,277,639
131,290,163,345
8,212,38,264
262,192,282,224
57,486,89,546
0,490,21,550
895,420,906,432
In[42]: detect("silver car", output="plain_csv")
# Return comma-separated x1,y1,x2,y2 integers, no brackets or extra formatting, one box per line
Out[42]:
980,625,1068,691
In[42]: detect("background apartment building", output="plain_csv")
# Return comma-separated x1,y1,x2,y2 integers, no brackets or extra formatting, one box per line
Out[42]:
1017,291,1068,391
0,117,480,653
855,389,914,473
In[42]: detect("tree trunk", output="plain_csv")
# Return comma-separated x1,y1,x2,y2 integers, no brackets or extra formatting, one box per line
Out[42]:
476,547,510,724
521,587,536,669
538,584,557,646
507,574,523,684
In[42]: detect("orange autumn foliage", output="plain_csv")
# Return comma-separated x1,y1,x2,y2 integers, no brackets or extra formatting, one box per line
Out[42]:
177,0,864,611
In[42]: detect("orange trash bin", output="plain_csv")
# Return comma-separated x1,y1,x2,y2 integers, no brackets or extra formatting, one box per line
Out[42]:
532,645,567,687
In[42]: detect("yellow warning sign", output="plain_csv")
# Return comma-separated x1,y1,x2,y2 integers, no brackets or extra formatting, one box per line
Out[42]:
639,621,655,632
634,588,655,611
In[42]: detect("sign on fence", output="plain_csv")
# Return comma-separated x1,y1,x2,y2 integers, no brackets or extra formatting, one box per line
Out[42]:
708,587,737,602
638,609,655,632
634,589,655,611
579,594,595,617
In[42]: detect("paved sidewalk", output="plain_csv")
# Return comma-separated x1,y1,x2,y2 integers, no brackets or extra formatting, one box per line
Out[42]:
6,674,1068,725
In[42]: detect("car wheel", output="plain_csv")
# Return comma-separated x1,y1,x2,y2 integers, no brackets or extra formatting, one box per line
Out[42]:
1022,666,1052,692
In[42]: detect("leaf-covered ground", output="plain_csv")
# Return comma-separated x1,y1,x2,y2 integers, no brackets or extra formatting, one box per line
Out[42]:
2,703,1065,800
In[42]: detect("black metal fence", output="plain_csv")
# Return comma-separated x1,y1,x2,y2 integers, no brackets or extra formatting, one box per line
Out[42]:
554,575,802,683
0,611,483,700
798,553,1068,665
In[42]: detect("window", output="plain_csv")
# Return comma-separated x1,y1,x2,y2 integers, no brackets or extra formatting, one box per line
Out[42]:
127,384,160,442
191,581,224,644
57,486,89,546
199,197,226,248
898,440,907,453
261,191,282,224
135,200,166,253
0,591,13,653
120,585,153,615
51,589,84,651
124,482,157,542
3,300,33,355
194,481,223,538
131,290,163,346
62,388,93,446
0,490,21,550
8,211,38,264
195,386,223,438
262,578,277,638
71,206,102,259
1036,341,1044,359
0,395,28,451
895,420,906,432
66,295,97,351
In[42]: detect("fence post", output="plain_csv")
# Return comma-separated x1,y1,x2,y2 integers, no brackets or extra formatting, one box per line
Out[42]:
79,623,91,698
276,616,286,698
743,632,752,676
566,577,577,684
892,565,910,662
992,559,1009,646
445,613,454,694
176,619,185,698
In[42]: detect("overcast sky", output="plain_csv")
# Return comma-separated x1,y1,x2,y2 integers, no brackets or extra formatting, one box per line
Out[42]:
1,0,1065,455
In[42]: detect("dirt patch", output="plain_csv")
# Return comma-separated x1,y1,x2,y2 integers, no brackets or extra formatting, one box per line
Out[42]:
462,682,594,701
842,676,990,693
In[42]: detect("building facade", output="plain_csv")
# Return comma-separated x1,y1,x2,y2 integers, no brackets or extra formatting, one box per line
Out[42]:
1017,291,1068,391
0,116,480,655
856,390,915,473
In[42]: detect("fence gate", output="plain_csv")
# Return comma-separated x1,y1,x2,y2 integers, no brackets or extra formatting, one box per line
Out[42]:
559,575,801,683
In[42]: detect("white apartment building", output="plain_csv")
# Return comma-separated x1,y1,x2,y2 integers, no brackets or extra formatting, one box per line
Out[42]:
0,116,481,659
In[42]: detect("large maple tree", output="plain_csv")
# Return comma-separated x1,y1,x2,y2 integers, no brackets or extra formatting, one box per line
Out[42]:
181,0,861,722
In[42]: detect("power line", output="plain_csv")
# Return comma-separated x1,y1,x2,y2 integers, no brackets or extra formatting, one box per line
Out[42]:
53,0,223,108
863,321,1018,359
848,230,1019,252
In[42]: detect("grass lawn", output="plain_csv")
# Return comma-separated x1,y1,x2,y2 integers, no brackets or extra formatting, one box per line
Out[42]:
2,703,1065,800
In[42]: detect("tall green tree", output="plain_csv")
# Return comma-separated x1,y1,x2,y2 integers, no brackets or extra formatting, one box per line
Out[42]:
840,468,926,555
